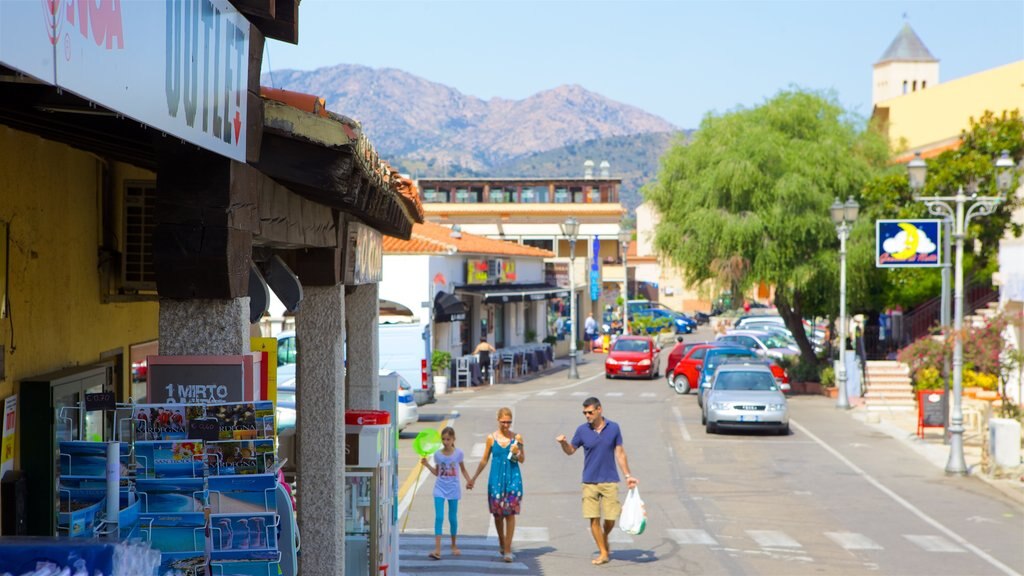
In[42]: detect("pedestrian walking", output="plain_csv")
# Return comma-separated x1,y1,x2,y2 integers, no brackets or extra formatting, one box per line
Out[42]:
473,337,497,383
556,397,637,566
584,312,597,352
468,407,524,563
419,426,473,560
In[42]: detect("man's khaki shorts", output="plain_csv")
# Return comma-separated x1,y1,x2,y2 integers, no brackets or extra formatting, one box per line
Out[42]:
581,482,621,520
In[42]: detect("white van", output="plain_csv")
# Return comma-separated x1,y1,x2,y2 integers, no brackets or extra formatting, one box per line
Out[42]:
379,321,435,405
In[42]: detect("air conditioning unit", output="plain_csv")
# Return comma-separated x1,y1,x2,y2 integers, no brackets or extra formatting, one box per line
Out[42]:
487,259,503,279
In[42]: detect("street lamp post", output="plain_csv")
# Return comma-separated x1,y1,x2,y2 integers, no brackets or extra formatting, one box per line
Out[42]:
908,150,1015,475
618,229,631,336
561,217,581,379
830,197,860,410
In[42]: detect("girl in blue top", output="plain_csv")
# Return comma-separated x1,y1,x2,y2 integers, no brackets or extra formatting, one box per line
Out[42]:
469,406,525,563
420,426,472,560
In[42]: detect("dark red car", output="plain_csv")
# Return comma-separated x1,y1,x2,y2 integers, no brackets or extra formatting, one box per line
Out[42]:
668,344,718,394
665,340,718,378
605,336,661,379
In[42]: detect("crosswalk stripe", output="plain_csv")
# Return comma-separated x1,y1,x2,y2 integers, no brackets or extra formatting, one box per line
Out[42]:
904,534,966,553
667,528,718,545
825,532,883,550
401,535,497,546
400,547,501,559
470,442,485,459
606,392,624,397
401,558,530,570
746,530,802,548
640,392,656,398
536,391,556,396
608,530,634,544
486,525,549,542
570,391,589,396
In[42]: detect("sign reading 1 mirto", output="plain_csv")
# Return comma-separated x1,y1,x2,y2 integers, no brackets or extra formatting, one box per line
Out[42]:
876,219,943,268
0,0,249,162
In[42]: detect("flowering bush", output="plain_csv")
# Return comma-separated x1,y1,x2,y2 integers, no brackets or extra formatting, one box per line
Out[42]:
897,312,1010,391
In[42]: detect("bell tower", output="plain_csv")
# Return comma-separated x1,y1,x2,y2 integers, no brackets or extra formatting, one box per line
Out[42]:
872,22,939,106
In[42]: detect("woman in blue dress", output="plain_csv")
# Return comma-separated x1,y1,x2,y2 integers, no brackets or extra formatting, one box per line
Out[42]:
469,406,524,562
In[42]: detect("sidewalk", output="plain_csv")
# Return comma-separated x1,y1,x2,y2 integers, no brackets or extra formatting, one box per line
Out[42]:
850,404,1024,505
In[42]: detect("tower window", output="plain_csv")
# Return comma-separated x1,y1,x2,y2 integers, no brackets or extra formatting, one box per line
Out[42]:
912,80,917,91
902,80,908,94
921,81,927,89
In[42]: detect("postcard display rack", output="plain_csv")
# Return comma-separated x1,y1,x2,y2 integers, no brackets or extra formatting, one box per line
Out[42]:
344,410,396,576
51,401,284,576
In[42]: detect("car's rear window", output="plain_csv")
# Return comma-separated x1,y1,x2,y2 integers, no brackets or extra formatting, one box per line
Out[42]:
714,371,778,391
613,339,650,353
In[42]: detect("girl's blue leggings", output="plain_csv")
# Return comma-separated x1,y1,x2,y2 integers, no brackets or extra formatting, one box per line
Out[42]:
434,497,459,536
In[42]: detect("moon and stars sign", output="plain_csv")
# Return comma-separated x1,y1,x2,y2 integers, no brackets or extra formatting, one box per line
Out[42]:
876,219,942,268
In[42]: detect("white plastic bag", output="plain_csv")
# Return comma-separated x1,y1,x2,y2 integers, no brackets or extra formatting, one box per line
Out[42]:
618,486,647,535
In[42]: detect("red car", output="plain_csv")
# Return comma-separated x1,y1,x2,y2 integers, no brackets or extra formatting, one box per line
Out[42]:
665,340,719,379
605,336,661,379
668,344,719,394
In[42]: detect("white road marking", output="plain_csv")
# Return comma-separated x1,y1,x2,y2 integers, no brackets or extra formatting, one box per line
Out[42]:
667,528,718,545
400,534,497,546
571,391,589,396
401,558,530,570
608,530,634,543
640,392,657,398
672,406,692,441
470,442,485,459
485,525,549,542
606,392,624,397
747,530,802,548
904,534,967,553
825,531,883,550
536,391,556,396
792,419,1018,575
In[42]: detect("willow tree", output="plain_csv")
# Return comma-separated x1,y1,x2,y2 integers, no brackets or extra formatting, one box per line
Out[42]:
645,90,889,364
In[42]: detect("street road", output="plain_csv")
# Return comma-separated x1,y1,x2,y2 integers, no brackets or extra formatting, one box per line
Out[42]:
393,332,1024,576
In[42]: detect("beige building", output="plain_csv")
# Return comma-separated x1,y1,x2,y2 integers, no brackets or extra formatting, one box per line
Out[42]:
871,24,1023,402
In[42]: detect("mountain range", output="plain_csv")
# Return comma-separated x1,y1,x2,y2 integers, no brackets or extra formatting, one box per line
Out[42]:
261,63,686,210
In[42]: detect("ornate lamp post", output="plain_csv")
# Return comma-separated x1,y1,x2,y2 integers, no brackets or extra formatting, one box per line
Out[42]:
561,217,581,379
830,196,860,410
618,229,631,336
908,150,1015,475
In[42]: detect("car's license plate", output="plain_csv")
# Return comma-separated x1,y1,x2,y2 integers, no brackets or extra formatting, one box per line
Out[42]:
621,366,633,372
739,415,760,422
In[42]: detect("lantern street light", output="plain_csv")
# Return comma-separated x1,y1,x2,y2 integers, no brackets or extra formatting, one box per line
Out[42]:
830,196,860,410
909,149,1015,475
618,229,632,336
561,217,581,379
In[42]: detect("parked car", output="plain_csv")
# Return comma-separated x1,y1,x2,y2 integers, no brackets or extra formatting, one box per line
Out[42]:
379,369,420,432
379,321,435,405
702,363,790,435
668,343,721,395
605,336,661,379
276,330,297,366
716,330,799,360
665,339,703,376
697,347,759,408
630,308,696,334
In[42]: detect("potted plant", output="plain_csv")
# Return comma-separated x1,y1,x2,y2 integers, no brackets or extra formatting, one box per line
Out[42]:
431,350,452,395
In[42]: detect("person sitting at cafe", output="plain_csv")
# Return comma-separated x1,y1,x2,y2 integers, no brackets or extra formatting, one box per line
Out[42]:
473,338,497,382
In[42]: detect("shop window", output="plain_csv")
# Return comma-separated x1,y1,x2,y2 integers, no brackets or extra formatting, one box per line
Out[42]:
554,188,569,203
123,181,157,290
422,188,437,202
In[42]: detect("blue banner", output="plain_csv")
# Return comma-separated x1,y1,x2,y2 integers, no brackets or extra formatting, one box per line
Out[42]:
876,219,942,268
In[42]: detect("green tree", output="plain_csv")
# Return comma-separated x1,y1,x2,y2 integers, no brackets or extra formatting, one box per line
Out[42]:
645,90,889,364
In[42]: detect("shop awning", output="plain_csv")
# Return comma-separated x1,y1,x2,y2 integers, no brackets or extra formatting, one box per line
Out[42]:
434,291,468,322
455,283,570,304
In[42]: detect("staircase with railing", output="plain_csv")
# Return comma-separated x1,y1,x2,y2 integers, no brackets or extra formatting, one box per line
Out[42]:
900,277,998,344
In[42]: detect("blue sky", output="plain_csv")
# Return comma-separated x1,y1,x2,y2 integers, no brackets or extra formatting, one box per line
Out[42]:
262,1,1024,129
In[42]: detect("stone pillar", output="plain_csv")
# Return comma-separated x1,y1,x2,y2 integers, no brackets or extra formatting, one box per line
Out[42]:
345,283,380,409
158,298,250,355
295,284,347,574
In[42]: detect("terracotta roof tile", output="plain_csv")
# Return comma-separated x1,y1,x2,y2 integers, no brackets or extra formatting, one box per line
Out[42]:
891,138,962,164
384,222,555,258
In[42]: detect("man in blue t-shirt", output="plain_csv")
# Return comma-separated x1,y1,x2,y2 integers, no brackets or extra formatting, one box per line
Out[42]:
556,397,638,566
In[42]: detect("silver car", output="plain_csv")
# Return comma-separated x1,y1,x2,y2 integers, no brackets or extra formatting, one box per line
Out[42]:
702,364,790,435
